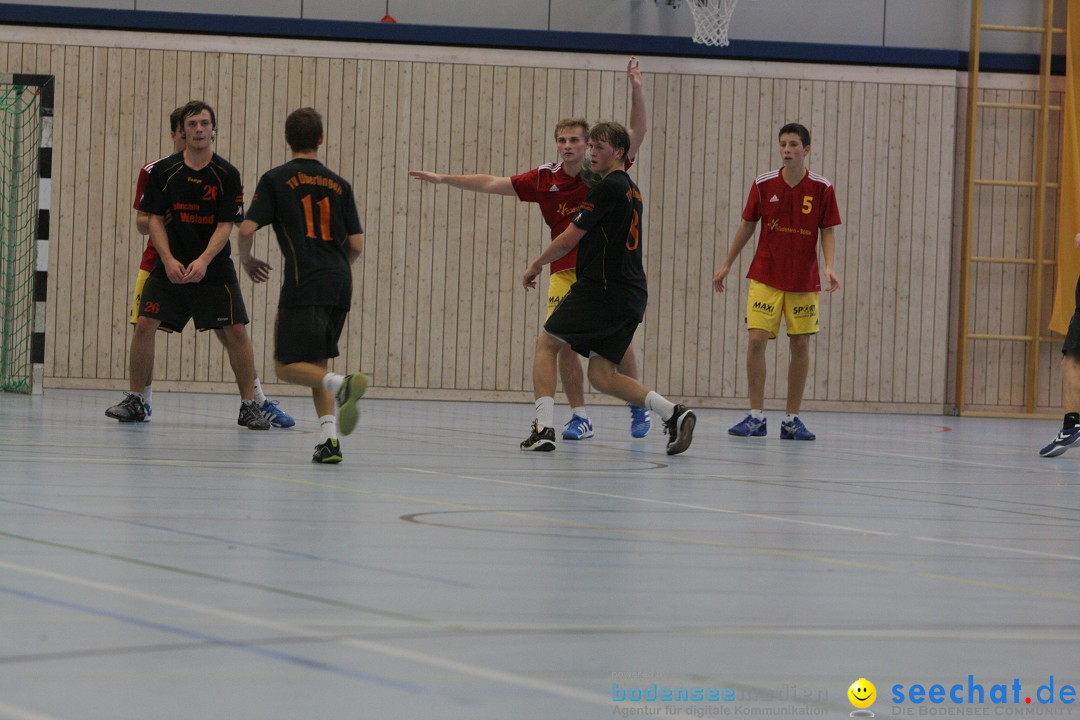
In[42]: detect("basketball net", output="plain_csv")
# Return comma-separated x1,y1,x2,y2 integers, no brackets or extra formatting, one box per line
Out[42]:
687,0,740,47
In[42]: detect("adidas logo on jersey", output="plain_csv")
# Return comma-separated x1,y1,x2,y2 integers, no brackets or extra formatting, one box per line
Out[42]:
770,194,780,202
549,185,560,192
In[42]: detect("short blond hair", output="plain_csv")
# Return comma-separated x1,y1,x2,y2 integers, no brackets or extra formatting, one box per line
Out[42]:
553,117,589,142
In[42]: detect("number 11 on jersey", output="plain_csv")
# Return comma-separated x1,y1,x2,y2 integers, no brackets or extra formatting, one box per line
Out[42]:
301,194,332,241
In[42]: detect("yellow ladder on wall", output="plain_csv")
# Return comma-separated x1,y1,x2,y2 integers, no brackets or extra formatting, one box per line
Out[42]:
957,0,1064,416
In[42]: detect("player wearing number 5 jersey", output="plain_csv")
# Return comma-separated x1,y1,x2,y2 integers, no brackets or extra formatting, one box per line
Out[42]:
520,122,695,456
238,107,367,464
713,122,841,441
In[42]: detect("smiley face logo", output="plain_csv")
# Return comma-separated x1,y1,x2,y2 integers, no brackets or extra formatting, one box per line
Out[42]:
848,678,876,709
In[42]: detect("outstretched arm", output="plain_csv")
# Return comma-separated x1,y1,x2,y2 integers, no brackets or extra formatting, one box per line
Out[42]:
627,56,647,162
408,171,515,196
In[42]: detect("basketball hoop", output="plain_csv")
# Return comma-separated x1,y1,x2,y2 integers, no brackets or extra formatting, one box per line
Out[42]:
687,0,740,47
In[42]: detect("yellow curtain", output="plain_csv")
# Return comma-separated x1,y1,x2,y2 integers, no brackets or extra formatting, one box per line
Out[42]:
1050,0,1080,334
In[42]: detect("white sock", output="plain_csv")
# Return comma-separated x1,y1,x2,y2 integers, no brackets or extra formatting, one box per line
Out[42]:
644,391,676,421
784,413,798,423
322,373,345,395
751,409,766,420
534,396,555,429
253,378,267,405
142,386,153,405
570,406,588,420
319,415,337,442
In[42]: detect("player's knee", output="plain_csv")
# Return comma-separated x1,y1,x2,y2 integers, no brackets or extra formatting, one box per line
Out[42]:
587,360,615,391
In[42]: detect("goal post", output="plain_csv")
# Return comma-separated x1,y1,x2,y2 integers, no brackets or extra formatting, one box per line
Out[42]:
0,73,52,394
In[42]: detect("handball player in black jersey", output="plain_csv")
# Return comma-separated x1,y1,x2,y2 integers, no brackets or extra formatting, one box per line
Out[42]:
238,108,366,464
520,121,696,456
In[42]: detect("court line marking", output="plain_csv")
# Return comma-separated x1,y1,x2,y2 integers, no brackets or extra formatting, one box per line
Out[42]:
398,468,1080,600
0,701,64,720
0,559,612,707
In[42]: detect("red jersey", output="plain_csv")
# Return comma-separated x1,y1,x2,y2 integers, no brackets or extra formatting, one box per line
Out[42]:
133,157,167,272
511,163,587,273
743,168,841,292
511,157,635,274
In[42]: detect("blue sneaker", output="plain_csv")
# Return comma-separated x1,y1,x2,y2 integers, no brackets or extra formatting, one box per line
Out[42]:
1040,425,1080,457
144,401,152,422
260,399,295,428
562,414,594,440
629,405,651,438
780,416,815,441
729,414,766,437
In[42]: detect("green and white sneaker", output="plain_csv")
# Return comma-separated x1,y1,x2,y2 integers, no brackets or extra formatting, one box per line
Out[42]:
336,372,369,437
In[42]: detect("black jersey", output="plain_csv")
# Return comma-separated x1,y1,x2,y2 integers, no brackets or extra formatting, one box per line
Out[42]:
245,158,363,309
139,152,244,283
570,170,647,321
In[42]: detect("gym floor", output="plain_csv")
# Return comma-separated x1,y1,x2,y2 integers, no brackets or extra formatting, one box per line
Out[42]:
1,389,1077,719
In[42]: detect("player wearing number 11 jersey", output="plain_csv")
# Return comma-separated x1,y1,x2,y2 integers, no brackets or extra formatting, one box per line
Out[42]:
238,107,366,464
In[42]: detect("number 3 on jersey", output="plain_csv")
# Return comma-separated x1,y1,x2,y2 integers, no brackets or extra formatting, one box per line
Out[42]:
626,208,640,251
301,194,332,241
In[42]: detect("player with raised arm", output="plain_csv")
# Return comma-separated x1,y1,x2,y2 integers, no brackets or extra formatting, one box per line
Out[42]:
410,57,651,442
520,122,695,456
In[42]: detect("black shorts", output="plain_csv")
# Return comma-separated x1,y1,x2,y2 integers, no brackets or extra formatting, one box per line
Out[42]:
275,305,349,364
1064,275,1080,357
544,287,639,365
138,274,250,332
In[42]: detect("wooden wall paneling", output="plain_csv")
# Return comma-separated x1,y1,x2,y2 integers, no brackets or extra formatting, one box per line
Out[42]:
333,58,358,380
930,85,955,407
388,61,413,389
110,47,138,383
247,53,275,386
715,76,743,402
65,45,94,378
852,82,877,404
400,61,426,390
478,64,503,391
686,73,711,399
493,66,517,392
450,63,479,390
82,45,106,380
877,84,903,402
410,62,438,390
890,83,917,403
905,83,929,405
360,60,386,387
670,73,697,398
96,47,122,382
823,80,847,404
463,63,490,391
650,71,676,394
836,81,858,403
807,78,831,403
422,61,449,389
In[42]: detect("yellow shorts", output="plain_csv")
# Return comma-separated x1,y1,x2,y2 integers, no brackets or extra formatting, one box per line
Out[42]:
130,268,151,324
746,279,819,339
547,269,576,319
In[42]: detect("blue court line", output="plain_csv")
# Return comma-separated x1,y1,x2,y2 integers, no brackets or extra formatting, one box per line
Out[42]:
0,497,471,588
0,584,425,693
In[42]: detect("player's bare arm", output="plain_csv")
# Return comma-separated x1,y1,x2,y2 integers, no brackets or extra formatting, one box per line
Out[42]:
713,220,758,293
237,219,272,283
185,222,234,284
821,226,840,292
347,233,364,264
136,211,151,236
408,171,515,196
522,224,586,289
627,56,647,162
149,213,185,284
